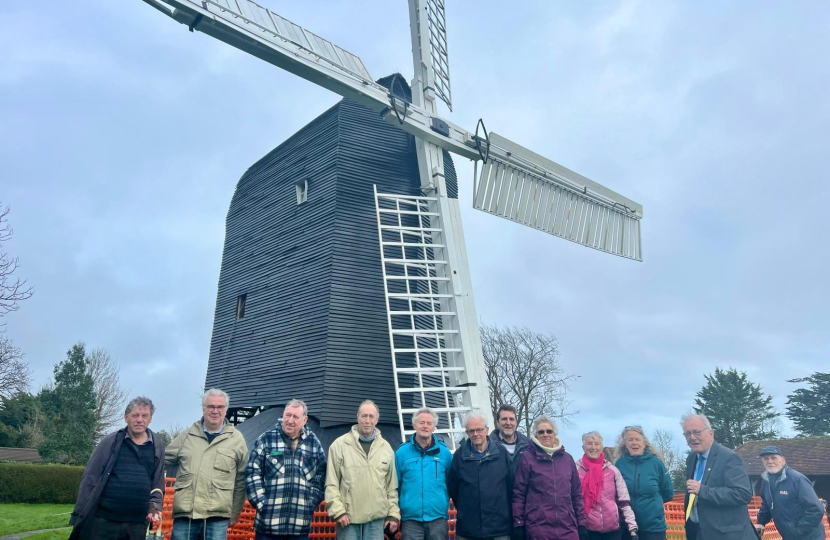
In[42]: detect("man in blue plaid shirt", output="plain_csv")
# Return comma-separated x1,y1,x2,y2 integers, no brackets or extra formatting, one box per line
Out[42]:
245,399,327,540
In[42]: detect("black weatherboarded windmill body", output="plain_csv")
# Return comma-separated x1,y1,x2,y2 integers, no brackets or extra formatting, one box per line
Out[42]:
206,78,460,447
139,0,645,449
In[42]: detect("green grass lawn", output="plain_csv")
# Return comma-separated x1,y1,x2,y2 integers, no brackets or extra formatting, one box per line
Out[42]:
21,528,72,540
0,504,72,535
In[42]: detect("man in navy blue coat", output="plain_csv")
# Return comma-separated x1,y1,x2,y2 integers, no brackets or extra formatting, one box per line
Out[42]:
755,446,825,540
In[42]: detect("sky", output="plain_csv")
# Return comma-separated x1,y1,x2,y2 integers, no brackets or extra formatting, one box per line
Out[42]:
2,0,828,456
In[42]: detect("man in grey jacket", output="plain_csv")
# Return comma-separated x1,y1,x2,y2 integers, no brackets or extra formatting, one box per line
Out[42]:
755,446,825,540
69,396,165,540
165,389,248,540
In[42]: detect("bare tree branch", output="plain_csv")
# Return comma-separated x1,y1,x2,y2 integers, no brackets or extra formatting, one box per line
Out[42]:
0,336,31,398
0,205,34,321
481,324,578,434
87,347,129,442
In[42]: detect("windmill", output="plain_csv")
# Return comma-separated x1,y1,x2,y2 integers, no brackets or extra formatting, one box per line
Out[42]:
139,0,643,449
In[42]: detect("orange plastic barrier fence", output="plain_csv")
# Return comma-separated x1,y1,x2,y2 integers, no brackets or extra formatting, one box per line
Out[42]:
156,479,829,540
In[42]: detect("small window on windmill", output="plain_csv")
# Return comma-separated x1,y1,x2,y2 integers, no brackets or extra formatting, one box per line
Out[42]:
235,294,247,320
295,179,308,205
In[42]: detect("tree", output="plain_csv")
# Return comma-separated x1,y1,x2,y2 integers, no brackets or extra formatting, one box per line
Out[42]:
156,424,186,448
481,324,577,434
652,428,684,492
694,367,780,449
0,391,45,447
0,205,34,322
786,372,830,436
87,347,129,442
38,343,97,464
0,336,31,399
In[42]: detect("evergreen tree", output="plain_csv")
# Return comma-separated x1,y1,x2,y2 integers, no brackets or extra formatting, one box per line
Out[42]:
0,391,43,447
694,367,780,449
38,343,97,464
786,372,830,436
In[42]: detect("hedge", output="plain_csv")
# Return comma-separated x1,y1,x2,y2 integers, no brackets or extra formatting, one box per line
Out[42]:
0,462,84,503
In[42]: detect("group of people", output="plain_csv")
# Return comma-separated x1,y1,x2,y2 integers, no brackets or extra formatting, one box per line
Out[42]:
67,392,827,540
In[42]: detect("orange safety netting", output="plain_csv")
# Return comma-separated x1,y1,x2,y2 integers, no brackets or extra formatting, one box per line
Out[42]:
154,478,829,540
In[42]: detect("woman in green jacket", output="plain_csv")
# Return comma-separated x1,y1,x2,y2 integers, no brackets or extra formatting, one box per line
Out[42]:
614,426,674,540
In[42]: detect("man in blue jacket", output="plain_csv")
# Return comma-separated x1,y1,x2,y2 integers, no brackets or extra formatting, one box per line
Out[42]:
395,407,453,540
755,446,825,540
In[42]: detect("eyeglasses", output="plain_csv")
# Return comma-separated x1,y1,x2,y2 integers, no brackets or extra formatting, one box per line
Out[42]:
536,429,555,435
466,427,487,435
205,405,227,411
624,425,642,431
683,429,707,439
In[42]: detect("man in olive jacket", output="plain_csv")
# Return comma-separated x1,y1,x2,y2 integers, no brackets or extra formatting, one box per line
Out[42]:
325,400,400,539
69,396,165,540
165,389,248,540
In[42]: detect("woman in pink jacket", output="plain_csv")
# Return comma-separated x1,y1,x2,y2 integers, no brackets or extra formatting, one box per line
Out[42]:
576,431,638,540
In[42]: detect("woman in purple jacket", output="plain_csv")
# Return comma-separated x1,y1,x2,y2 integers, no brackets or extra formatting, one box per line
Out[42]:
576,431,638,540
512,416,588,540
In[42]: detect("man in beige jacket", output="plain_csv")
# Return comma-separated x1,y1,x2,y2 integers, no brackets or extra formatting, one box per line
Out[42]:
165,389,248,540
326,400,400,539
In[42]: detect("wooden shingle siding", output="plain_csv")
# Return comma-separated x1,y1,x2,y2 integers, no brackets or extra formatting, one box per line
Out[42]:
205,77,460,443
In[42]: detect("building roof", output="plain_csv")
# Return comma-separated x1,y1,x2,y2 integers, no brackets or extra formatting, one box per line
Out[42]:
734,437,830,476
0,447,42,463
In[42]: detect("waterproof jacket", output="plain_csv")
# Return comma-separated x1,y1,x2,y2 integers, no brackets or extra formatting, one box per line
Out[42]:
69,428,165,539
325,426,400,524
576,457,637,533
245,420,326,536
490,429,531,476
448,437,513,539
164,420,248,521
757,465,825,540
616,451,673,533
395,433,452,522
512,442,587,540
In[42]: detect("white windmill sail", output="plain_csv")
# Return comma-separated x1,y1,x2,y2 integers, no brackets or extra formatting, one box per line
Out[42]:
476,133,643,261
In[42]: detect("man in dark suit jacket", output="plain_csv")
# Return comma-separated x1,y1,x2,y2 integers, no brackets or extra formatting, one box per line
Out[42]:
682,413,757,540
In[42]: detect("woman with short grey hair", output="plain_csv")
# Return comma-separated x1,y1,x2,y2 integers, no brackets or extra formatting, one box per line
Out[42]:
512,416,587,540
576,431,638,539
613,426,673,540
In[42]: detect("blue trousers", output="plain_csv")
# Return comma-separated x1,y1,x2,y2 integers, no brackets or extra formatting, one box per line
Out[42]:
170,517,230,540
337,518,385,540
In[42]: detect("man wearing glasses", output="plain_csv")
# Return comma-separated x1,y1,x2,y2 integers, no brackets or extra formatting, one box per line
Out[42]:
448,412,513,540
681,413,755,540
165,389,249,540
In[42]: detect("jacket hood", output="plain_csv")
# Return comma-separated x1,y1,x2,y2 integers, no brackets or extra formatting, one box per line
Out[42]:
760,464,788,482
527,439,566,460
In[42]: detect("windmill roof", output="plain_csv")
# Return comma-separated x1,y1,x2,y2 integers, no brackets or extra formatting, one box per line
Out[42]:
734,437,830,476
0,447,42,463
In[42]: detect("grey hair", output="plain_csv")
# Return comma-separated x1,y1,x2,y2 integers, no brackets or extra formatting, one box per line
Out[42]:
202,388,230,408
358,399,379,419
285,399,308,417
125,396,155,416
463,411,488,429
582,431,603,444
680,412,712,430
531,416,558,436
614,425,664,461
411,407,438,427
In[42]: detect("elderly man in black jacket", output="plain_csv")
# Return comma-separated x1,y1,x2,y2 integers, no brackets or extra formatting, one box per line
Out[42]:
755,445,825,540
682,413,756,540
69,396,165,540
448,412,513,540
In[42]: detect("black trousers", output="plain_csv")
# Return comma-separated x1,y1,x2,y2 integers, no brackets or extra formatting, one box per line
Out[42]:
587,529,622,540
78,516,146,540
621,529,666,540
